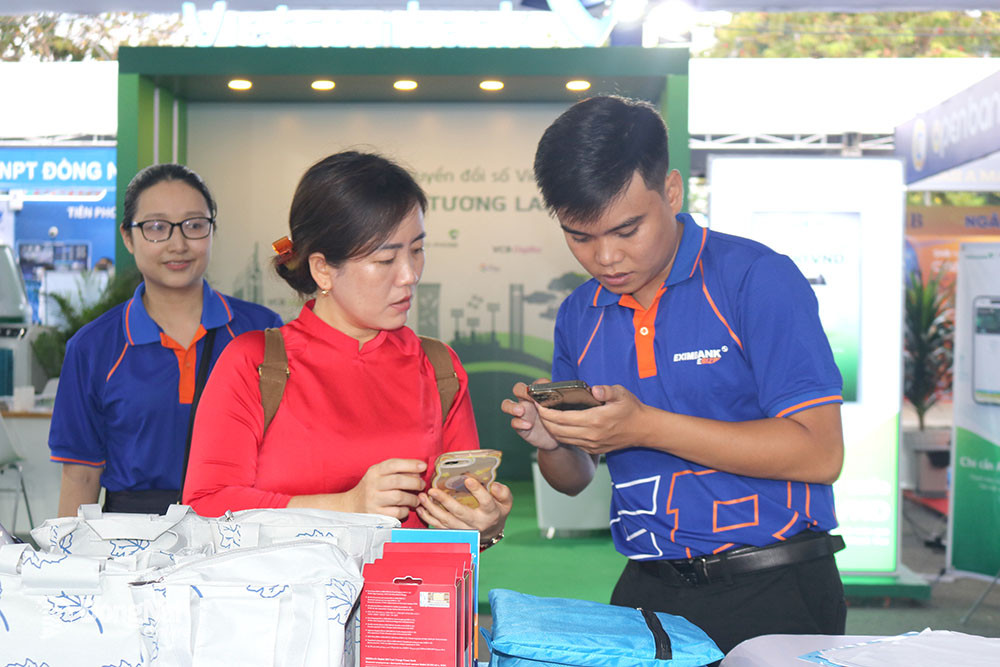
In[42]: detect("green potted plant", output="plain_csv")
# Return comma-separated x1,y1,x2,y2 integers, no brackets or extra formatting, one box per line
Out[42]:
903,267,954,430
902,266,953,495
31,268,143,380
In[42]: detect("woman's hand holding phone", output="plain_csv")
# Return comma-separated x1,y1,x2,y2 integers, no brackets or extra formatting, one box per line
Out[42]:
416,464,512,539
288,457,427,520
343,458,427,521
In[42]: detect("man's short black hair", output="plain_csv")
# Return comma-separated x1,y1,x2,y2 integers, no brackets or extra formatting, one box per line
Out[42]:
533,95,670,224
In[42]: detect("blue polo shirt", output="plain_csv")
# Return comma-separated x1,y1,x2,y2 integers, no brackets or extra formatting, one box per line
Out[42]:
49,281,282,492
552,214,843,560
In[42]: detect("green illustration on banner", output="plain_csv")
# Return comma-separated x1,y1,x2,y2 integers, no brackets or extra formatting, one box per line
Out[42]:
452,332,554,481
413,272,587,480
951,427,1000,576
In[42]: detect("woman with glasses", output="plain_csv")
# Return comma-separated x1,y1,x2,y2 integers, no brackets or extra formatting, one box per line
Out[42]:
48,163,282,516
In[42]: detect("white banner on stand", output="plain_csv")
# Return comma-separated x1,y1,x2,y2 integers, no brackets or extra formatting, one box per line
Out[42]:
708,156,905,574
950,243,1000,579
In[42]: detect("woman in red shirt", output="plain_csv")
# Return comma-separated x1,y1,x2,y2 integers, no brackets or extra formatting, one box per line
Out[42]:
183,152,510,545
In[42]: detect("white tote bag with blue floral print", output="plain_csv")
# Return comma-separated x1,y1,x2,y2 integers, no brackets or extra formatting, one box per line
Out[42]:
31,505,398,571
209,507,398,564
29,504,215,571
130,539,363,667
0,543,147,667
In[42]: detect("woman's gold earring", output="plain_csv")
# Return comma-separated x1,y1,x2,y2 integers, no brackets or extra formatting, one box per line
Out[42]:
320,288,329,297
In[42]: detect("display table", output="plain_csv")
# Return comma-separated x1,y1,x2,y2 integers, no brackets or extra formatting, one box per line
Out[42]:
720,634,881,666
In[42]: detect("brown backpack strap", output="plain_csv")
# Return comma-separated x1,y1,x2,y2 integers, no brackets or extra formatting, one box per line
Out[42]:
258,327,289,432
419,336,460,422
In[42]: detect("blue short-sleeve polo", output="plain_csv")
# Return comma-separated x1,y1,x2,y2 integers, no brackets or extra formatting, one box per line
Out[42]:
552,214,843,560
48,281,282,492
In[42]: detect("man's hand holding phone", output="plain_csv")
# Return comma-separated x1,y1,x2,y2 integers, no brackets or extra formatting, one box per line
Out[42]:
501,379,563,451
527,380,604,410
504,379,650,457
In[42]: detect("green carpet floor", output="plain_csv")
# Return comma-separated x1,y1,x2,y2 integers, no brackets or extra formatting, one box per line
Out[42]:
478,481,622,610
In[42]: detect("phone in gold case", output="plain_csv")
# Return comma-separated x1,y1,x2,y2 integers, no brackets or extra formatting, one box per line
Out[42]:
431,449,502,508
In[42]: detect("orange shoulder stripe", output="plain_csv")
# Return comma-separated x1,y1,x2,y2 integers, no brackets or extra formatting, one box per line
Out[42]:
577,310,605,366
688,226,708,279
216,291,234,320
124,297,136,345
775,395,843,418
106,342,129,382
700,260,743,350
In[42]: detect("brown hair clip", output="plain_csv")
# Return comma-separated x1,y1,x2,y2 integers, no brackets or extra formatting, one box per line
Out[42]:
272,236,295,265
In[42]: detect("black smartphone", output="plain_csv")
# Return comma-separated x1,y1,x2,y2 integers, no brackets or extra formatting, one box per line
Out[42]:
527,380,604,410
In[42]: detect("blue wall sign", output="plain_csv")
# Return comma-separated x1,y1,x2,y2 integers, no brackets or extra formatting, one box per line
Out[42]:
896,71,1000,185
0,146,117,190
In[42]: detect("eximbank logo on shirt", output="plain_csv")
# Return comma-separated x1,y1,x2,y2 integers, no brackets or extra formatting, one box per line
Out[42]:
673,346,729,365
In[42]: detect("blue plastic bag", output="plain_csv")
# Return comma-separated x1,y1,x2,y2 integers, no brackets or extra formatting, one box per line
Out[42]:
482,589,723,667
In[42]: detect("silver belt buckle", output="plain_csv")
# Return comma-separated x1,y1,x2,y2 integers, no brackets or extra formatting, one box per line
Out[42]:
693,556,712,584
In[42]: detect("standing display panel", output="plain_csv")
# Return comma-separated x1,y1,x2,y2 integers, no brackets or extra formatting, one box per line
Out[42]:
708,156,905,575
951,243,1000,580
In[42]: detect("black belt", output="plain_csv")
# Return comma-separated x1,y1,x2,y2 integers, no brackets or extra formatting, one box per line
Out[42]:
644,531,846,586
104,489,180,515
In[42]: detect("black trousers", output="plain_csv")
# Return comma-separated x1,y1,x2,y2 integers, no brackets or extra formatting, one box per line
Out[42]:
610,551,846,657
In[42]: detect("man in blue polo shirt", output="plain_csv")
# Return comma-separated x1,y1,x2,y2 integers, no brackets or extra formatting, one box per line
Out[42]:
502,96,846,654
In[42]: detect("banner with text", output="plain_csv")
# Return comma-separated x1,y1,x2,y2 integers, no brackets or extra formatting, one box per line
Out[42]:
950,243,1000,579
0,146,117,190
895,70,1000,185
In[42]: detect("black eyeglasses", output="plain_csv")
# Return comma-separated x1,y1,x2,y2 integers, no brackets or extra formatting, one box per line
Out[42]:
130,217,215,243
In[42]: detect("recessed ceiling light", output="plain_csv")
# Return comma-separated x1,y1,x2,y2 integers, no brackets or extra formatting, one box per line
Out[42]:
566,80,591,92
311,80,335,91
228,79,252,91
480,80,504,92
394,80,418,91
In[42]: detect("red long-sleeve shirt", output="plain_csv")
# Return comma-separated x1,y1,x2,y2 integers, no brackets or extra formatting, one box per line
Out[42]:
183,301,479,526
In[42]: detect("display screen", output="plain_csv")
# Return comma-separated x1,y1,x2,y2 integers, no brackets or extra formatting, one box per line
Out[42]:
974,300,1000,404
